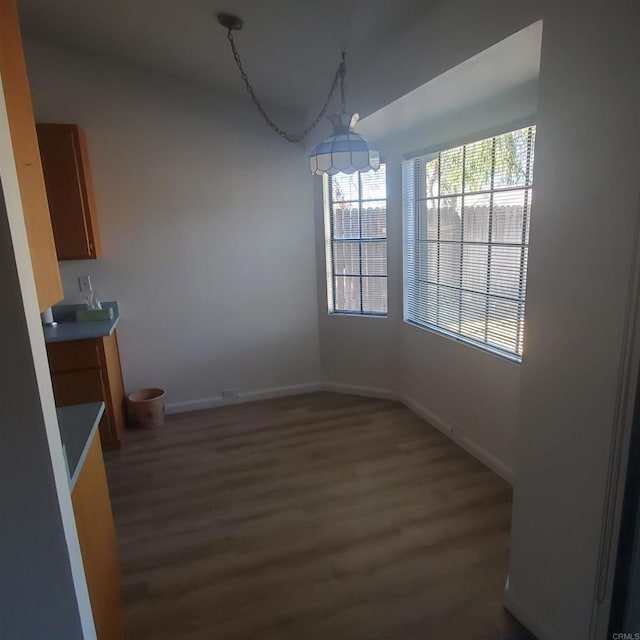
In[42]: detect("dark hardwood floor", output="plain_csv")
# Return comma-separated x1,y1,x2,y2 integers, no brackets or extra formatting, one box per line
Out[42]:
105,392,527,640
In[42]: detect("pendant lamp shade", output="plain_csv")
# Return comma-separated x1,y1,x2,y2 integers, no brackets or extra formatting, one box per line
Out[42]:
310,113,380,176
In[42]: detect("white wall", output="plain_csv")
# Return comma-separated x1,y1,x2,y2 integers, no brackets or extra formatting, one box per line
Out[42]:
397,83,539,480
318,0,640,638
316,72,540,481
0,69,94,638
20,4,640,638
24,40,321,411
507,1,640,638
314,165,402,396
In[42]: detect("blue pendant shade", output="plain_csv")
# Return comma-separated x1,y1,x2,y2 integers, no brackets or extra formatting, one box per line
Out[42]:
310,113,380,175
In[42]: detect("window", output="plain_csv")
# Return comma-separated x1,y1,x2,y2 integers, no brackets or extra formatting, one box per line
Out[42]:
325,165,387,315
403,126,536,360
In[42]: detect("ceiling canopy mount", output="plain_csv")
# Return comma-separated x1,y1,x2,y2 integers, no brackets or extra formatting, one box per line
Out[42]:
217,12,379,176
216,13,243,32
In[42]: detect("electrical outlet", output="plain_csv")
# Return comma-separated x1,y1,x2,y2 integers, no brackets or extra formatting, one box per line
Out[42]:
78,275,92,293
222,388,239,399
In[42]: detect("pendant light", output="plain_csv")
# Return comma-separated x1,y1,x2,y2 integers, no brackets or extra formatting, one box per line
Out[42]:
218,13,379,176
309,112,380,176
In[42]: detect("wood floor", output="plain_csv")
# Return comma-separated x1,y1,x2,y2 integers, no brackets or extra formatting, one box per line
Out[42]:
105,392,528,640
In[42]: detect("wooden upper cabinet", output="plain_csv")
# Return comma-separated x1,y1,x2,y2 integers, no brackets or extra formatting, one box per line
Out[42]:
36,123,103,260
0,0,62,311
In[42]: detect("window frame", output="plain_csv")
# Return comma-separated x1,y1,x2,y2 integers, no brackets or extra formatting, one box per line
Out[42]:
403,125,536,362
324,165,388,317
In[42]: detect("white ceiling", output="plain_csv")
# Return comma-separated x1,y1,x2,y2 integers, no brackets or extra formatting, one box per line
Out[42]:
17,0,443,113
359,21,542,145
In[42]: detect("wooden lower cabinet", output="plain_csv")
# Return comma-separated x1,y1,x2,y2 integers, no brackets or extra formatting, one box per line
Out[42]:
48,332,126,450
72,432,123,640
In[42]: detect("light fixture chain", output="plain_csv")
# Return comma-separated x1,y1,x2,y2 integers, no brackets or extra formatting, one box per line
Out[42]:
340,51,346,114
226,29,345,143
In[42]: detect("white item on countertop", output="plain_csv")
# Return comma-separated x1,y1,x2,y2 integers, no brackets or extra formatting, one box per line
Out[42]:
41,307,57,326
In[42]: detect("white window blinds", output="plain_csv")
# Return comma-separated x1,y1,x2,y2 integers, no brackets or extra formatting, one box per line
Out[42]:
403,126,536,360
325,165,388,315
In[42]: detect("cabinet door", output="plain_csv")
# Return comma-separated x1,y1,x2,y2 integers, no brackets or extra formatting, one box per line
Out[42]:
50,369,117,448
100,332,126,447
71,434,123,640
0,0,62,310
47,339,102,373
47,336,125,451
36,124,103,260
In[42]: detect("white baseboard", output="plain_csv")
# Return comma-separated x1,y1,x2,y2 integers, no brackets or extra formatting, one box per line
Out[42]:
322,382,513,484
165,383,322,414
399,393,514,484
504,585,563,640
167,380,513,485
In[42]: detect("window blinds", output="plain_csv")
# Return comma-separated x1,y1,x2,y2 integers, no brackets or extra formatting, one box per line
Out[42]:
403,126,536,360
327,165,388,315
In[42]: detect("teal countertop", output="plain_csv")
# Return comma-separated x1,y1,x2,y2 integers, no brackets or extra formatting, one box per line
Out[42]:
44,301,120,343
57,402,104,491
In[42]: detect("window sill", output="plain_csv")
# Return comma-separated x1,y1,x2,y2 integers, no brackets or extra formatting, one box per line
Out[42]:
328,311,388,319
